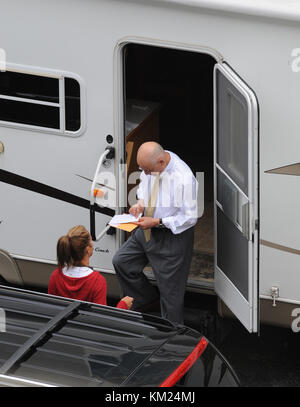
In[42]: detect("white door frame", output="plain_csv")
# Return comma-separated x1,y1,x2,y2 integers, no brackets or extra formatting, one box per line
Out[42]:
113,36,222,250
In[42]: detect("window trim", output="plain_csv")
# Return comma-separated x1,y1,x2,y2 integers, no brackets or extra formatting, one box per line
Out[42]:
0,63,86,137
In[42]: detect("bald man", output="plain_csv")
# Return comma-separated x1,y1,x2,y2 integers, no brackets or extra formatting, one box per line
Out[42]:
112,142,198,324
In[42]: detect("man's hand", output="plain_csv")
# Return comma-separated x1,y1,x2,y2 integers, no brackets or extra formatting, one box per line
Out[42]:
135,217,159,230
129,202,144,218
121,296,134,310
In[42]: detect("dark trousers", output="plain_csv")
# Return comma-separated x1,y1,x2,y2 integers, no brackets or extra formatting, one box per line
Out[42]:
112,226,194,324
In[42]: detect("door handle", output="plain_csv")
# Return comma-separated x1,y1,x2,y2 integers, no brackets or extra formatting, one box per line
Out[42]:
242,202,249,240
90,146,115,206
90,146,115,241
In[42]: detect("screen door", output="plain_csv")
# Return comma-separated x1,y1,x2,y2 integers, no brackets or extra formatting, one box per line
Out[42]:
214,63,259,333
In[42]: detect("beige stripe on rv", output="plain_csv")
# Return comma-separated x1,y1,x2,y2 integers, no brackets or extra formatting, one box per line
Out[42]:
260,240,300,255
265,163,300,176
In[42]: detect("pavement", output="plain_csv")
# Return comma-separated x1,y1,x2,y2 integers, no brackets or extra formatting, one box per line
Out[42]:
217,320,300,387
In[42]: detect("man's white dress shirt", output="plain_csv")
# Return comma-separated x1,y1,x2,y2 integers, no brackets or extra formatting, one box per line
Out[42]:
137,151,198,234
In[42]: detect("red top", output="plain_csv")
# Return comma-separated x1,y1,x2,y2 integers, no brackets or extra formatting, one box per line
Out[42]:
48,268,128,309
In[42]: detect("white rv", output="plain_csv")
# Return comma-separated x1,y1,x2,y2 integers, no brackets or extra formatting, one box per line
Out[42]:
0,0,299,333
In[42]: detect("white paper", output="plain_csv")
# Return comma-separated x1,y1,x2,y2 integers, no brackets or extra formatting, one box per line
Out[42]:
109,213,141,226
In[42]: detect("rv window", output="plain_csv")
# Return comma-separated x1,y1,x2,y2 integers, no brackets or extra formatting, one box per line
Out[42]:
216,71,248,195
65,77,81,131
0,98,59,129
0,71,81,134
0,71,59,103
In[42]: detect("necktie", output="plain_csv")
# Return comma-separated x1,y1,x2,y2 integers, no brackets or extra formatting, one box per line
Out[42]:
144,174,160,242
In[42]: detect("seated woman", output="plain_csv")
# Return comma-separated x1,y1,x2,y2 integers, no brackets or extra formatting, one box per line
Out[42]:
48,225,133,310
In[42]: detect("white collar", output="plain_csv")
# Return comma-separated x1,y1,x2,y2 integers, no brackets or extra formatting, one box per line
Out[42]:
62,266,93,278
164,151,174,172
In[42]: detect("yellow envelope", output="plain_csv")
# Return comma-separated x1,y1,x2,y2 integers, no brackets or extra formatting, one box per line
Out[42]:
111,223,138,232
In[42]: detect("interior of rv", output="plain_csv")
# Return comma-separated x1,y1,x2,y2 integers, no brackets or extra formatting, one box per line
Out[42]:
123,43,216,289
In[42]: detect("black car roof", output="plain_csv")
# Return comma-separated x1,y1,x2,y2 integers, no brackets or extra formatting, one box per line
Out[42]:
0,286,203,387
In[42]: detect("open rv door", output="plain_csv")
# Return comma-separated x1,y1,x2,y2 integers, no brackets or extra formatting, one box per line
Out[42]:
214,63,259,333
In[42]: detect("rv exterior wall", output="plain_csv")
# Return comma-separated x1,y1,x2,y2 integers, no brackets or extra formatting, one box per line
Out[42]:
0,0,299,313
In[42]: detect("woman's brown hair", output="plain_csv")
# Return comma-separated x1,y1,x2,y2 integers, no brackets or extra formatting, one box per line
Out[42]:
57,225,91,269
